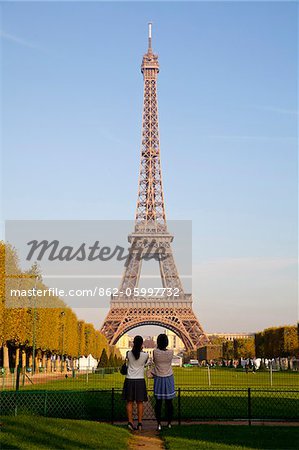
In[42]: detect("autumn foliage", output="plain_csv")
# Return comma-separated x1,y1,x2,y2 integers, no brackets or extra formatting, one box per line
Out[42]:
0,242,117,369
255,325,298,358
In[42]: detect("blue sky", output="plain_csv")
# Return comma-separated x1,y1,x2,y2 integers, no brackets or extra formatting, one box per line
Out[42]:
1,2,298,333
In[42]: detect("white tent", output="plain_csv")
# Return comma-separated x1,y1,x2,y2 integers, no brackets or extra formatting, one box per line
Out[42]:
78,354,98,370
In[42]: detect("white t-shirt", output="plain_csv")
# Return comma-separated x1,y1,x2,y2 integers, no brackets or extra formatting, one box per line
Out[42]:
126,351,149,379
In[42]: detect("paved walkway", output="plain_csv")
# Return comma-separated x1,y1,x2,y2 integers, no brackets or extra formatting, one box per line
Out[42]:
179,420,299,427
116,419,299,428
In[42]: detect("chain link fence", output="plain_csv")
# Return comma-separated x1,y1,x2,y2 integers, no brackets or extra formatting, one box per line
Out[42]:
1,366,299,391
1,388,298,423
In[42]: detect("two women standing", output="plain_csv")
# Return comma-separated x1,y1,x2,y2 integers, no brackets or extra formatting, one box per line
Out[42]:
122,333,175,431
122,335,149,430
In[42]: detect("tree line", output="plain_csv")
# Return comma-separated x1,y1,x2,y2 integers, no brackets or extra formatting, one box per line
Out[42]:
255,325,298,358
0,242,121,371
206,325,298,360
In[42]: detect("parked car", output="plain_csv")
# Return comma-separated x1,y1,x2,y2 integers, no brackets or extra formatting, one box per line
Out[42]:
190,359,199,366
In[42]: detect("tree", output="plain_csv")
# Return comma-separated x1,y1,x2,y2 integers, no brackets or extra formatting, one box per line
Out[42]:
77,321,85,357
233,338,255,359
95,331,109,359
108,353,115,367
255,326,298,358
0,242,111,369
208,336,226,345
222,341,234,360
98,348,109,368
283,326,298,357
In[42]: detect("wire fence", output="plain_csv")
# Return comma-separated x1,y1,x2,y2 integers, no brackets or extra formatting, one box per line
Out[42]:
1,388,298,423
1,366,299,391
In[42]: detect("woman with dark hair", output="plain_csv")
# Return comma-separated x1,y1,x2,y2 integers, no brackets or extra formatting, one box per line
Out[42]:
122,335,149,431
153,333,175,430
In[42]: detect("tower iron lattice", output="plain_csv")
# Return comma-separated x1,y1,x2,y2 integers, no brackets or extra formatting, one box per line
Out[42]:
101,24,209,350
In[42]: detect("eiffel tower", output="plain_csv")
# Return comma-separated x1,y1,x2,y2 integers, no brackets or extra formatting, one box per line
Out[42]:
101,24,209,350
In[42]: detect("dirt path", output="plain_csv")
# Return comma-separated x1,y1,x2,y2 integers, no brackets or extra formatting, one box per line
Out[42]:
1,371,67,389
129,420,165,450
129,427,164,450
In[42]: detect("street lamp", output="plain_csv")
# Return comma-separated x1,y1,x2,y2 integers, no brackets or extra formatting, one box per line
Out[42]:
32,276,38,374
60,311,65,372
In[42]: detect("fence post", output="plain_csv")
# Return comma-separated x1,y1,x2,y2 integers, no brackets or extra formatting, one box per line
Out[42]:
44,391,48,417
16,366,21,391
111,388,115,424
178,388,181,425
247,388,251,426
270,363,273,387
14,391,18,417
207,365,211,387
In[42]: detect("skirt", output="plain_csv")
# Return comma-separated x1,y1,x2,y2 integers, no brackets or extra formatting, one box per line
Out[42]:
122,378,148,402
154,374,176,399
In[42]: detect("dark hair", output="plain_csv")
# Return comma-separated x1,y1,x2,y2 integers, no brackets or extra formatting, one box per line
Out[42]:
157,333,168,351
132,335,143,360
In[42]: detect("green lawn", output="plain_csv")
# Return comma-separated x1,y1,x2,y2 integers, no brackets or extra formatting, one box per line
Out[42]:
0,415,130,449
171,367,299,389
162,424,299,450
1,418,299,450
7,367,298,391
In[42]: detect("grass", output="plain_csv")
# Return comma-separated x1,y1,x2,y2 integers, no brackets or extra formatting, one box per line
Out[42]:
1,418,299,450
162,424,299,450
171,367,299,389
0,415,130,449
0,367,299,390
4,367,298,391
1,417,298,450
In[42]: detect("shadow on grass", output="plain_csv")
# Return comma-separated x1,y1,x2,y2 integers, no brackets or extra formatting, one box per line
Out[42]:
1,415,130,449
162,425,299,450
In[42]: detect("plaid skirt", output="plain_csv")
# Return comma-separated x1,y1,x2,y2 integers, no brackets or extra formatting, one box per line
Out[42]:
154,374,176,399
122,378,148,402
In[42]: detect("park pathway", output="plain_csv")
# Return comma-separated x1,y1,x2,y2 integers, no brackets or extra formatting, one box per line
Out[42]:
128,397,165,449
129,422,164,450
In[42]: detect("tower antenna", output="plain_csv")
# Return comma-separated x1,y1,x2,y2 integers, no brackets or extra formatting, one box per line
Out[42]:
148,22,152,51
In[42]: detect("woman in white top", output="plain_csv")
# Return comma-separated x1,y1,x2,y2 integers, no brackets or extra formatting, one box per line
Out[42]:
122,335,149,431
153,333,175,430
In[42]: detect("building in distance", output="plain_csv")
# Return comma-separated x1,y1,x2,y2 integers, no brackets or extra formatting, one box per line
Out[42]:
116,329,185,358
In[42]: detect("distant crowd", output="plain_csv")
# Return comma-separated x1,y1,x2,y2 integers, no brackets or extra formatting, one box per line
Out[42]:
200,356,298,371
